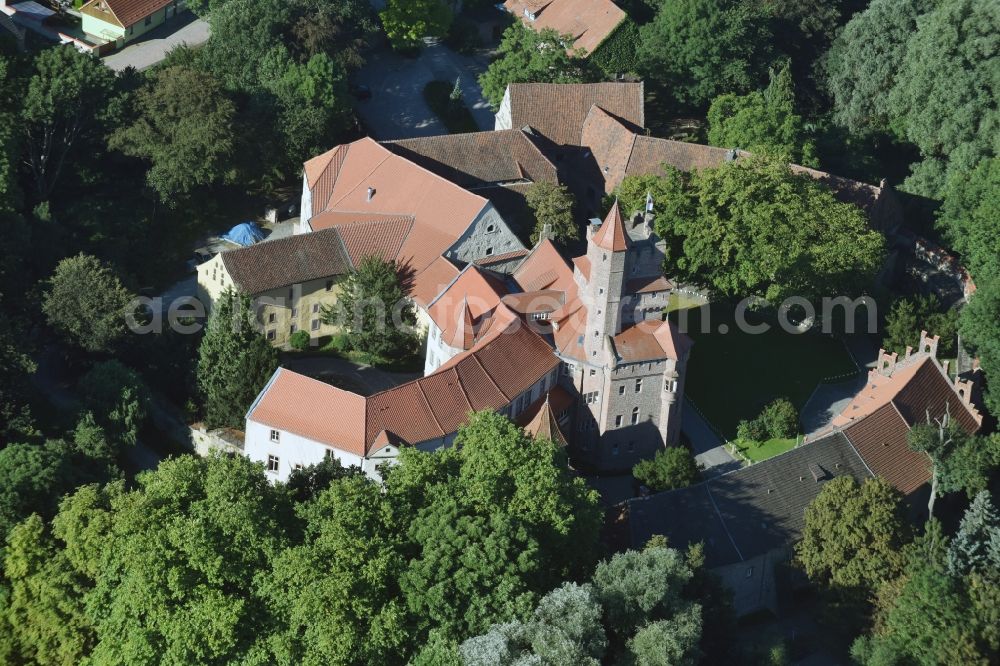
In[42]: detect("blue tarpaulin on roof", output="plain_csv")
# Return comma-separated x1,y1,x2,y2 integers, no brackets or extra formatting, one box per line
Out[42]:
222,221,265,246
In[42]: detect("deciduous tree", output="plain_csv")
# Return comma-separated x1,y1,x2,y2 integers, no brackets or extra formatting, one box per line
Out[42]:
42,254,137,354
526,181,578,245
109,66,237,201
797,476,911,592
479,24,591,110
379,0,452,51
959,279,1000,419
882,294,958,358
937,157,1000,281
637,0,773,109
632,447,702,492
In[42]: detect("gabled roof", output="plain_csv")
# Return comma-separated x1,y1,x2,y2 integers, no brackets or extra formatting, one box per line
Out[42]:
843,403,930,495
384,130,558,188
581,106,638,193
410,256,462,308
503,0,627,55
591,200,630,252
507,82,644,147
304,137,492,277
629,432,874,567
513,238,577,294
333,216,413,268
81,0,172,28
427,264,509,349
249,368,368,457
220,228,351,295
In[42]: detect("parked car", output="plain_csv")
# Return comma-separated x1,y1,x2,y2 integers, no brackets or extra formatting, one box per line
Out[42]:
350,84,372,101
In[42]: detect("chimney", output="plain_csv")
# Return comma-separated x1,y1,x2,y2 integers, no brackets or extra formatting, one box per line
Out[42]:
366,186,375,202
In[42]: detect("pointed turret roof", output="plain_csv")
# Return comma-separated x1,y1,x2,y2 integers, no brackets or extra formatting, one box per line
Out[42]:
592,200,630,252
523,393,568,447
444,296,476,350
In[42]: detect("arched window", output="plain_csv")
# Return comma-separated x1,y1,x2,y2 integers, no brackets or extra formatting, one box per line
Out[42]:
631,407,639,425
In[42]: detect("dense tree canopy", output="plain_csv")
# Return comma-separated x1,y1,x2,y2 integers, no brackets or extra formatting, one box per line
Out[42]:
109,66,237,202
42,254,137,354
479,24,591,110
638,154,884,302
888,0,1000,197
707,64,817,166
526,181,578,245
822,0,931,135
937,157,1000,281
797,476,912,592
882,295,958,359
637,0,773,109
632,446,702,492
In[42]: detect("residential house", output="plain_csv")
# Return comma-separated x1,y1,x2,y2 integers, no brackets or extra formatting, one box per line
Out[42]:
80,0,181,49
628,332,982,616
196,217,412,347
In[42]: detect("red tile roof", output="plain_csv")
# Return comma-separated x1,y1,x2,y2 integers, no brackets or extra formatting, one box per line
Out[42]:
843,403,931,495
474,249,531,267
517,387,573,446
83,0,173,28
428,265,508,348
513,239,577,294
335,216,413,267
507,82,644,147
611,319,692,363
385,130,558,188
592,200,630,252
626,275,673,294
410,256,462,308
220,228,351,295
581,106,638,193
503,0,627,55
304,137,492,281
249,369,367,457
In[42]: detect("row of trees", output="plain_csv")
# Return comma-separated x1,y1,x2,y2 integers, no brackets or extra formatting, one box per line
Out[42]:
0,412,615,664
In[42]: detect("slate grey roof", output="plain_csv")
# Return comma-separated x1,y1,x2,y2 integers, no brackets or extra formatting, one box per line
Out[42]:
628,432,874,568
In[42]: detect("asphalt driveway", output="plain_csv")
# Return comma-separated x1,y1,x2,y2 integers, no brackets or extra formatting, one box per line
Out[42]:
103,11,210,72
354,42,494,139
683,398,741,477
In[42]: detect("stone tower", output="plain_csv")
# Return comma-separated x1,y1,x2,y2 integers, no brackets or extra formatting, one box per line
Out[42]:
583,202,630,362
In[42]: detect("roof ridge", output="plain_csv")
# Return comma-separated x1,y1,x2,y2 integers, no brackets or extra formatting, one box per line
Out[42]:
472,349,509,400
415,376,446,438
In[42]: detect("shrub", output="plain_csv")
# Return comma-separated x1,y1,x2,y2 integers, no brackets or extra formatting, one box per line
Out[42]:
633,446,702,492
736,418,767,443
289,330,310,350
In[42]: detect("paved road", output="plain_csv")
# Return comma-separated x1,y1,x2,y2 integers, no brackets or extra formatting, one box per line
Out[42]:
682,398,740,477
103,11,210,72
354,42,493,139
799,374,868,437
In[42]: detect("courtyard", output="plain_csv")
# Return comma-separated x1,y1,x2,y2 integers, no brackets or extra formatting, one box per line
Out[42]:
673,303,860,440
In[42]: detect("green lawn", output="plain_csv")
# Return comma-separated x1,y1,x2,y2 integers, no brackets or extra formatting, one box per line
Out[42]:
734,437,798,463
666,291,707,313
423,81,479,134
673,303,858,439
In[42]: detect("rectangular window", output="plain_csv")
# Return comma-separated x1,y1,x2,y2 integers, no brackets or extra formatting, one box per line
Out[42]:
267,329,275,341
291,307,298,318
144,14,152,25
268,312,276,324
615,415,623,427
270,429,280,443
312,303,320,313
618,385,625,395
584,391,600,405
288,288,294,300
266,455,279,473
290,324,297,334
665,379,678,392
311,319,320,331
631,409,640,425
589,369,596,377
635,378,643,393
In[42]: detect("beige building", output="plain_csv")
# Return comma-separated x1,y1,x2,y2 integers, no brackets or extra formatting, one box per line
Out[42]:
196,219,412,348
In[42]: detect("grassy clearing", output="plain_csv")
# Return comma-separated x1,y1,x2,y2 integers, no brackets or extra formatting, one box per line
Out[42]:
665,291,707,313
423,80,479,133
673,302,858,439
734,437,798,463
